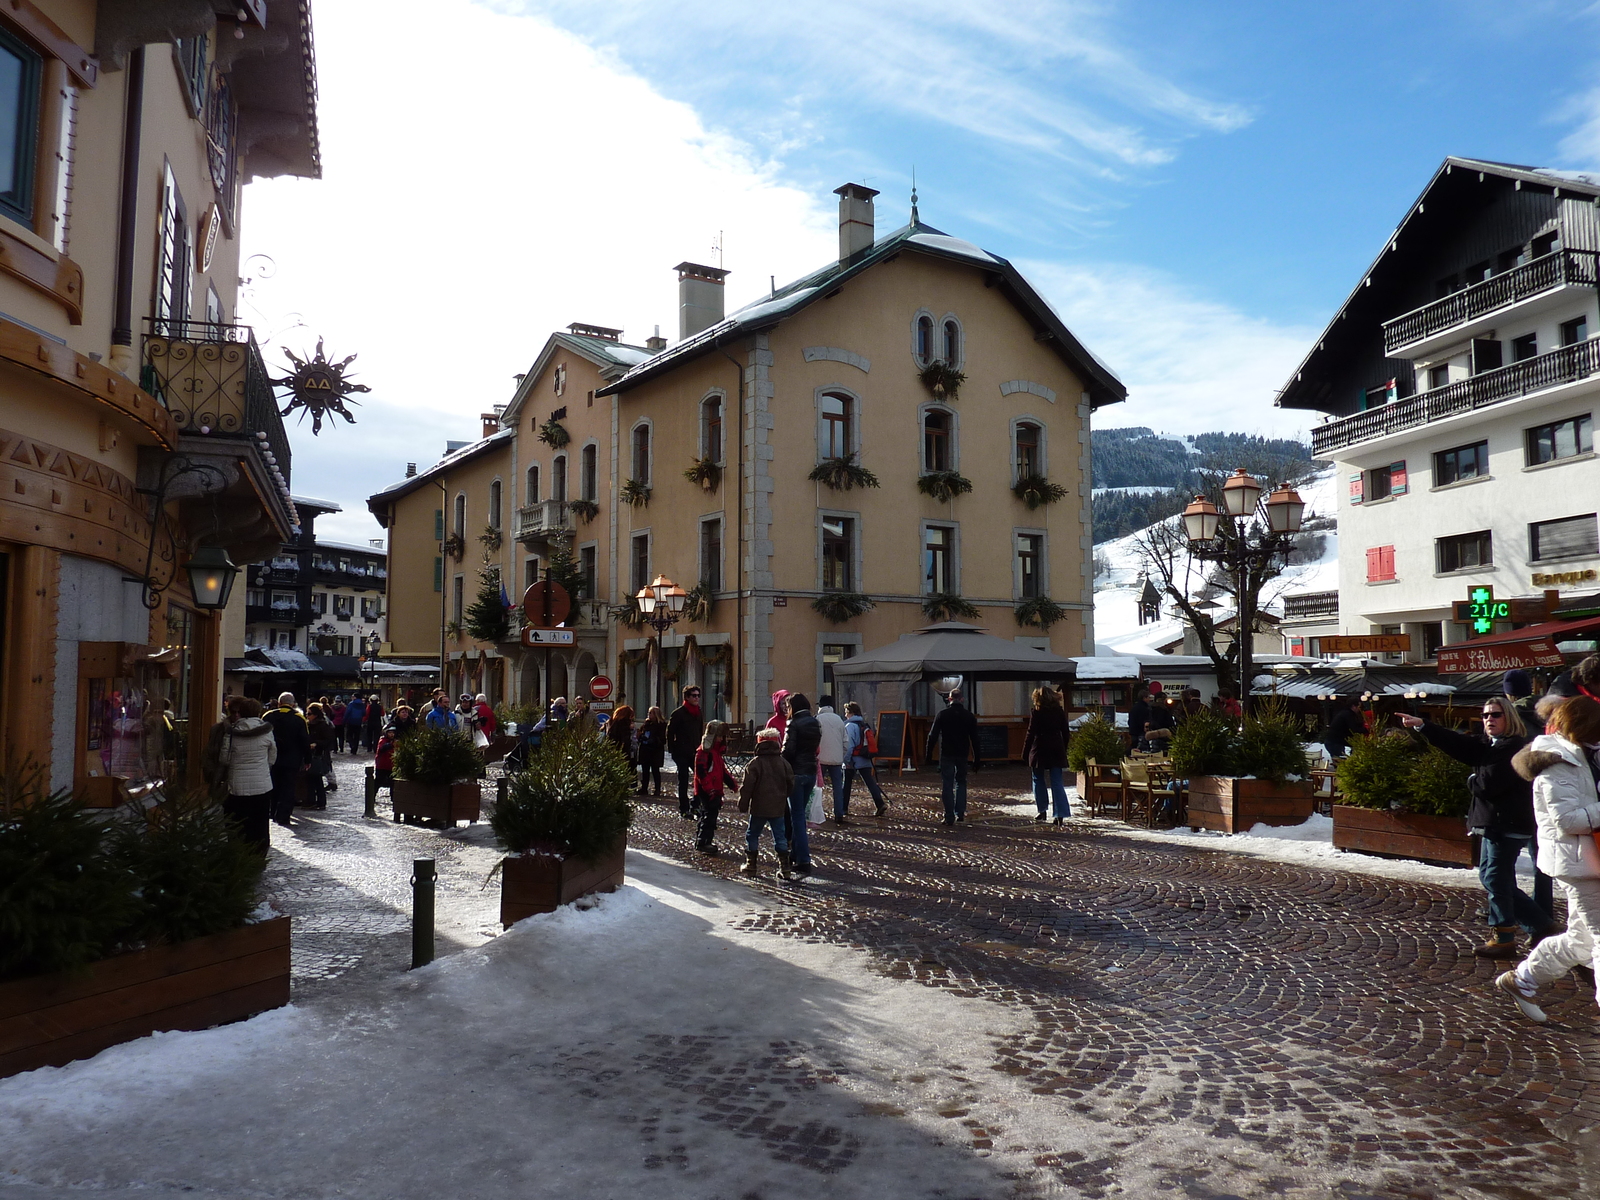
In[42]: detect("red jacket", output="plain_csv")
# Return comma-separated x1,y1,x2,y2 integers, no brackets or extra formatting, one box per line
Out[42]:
374,734,395,772
693,745,737,798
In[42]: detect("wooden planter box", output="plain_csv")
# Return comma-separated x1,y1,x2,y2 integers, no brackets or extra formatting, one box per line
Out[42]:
0,917,290,1080
1332,805,1478,866
391,779,481,826
500,837,626,928
1186,776,1316,834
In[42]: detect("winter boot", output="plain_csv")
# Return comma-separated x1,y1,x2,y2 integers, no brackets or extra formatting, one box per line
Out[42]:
1475,926,1520,959
739,850,759,877
1495,971,1547,1024
776,850,794,881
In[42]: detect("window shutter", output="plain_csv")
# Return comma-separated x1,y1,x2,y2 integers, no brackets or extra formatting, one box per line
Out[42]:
433,556,442,592
1349,473,1363,505
1365,547,1380,580
434,509,444,540
1380,546,1395,579
1389,461,1407,494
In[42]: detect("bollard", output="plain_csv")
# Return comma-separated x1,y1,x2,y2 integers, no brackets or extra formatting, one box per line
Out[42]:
364,766,378,819
410,858,436,969
496,775,508,811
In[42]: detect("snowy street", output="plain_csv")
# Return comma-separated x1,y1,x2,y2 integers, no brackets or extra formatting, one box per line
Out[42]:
3,759,1599,1197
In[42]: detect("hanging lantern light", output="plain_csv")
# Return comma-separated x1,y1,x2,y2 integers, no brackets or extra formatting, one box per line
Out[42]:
1181,494,1221,543
636,585,658,615
1264,482,1306,534
183,546,239,610
1220,468,1263,518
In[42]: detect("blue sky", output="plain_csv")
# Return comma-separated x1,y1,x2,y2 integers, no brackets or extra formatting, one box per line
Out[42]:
244,0,1600,543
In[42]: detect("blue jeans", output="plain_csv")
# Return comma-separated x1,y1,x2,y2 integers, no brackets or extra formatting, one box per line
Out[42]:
940,759,968,821
745,814,790,857
787,772,814,867
1479,833,1555,932
843,762,885,811
1033,767,1069,818
822,763,847,817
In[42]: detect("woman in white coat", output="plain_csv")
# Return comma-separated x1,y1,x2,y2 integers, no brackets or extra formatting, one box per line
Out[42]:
1497,696,1600,1022
219,696,279,856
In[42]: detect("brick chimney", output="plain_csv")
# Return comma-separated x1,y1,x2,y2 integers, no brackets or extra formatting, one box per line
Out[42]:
645,324,666,353
405,463,417,478
676,262,730,339
835,182,879,264
481,412,500,439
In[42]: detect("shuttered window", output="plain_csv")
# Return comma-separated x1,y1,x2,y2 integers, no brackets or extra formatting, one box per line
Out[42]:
1530,514,1599,562
1365,545,1395,582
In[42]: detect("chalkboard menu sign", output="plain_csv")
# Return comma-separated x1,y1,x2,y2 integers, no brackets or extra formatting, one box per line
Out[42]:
974,723,1011,763
874,711,907,765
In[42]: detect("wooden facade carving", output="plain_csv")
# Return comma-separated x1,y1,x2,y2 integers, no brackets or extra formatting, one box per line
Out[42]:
0,227,84,324
0,318,175,448
0,427,151,576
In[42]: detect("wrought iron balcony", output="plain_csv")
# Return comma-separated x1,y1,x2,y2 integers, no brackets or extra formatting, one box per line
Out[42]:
141,320,290,483
514,500,574,544
1382,249,1598,357
1282,591,1339,620
1313,336,1600,457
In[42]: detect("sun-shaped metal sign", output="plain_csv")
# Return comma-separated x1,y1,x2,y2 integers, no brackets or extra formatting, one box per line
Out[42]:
274,338,370,434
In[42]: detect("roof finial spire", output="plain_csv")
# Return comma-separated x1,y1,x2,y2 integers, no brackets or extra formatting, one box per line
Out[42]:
910,166,919,225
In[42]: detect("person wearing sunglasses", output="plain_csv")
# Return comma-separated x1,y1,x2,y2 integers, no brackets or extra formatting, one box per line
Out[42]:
1399,699,1555,958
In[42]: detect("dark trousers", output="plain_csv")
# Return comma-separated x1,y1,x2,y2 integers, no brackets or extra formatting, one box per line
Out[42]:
939,758,969,821
639,763,662,794
343,724,362,752
224,791,272,855
270,765,300,823
1479,833,1555,932
694,795,723,849
672,755,694,813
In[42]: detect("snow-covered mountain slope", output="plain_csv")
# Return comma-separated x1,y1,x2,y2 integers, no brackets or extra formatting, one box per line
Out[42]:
1093,465,1338,656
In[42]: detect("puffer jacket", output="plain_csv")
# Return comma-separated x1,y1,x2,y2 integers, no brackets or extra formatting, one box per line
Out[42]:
219,717,277,796
815,706,846,766
737,741,793,819
782,709,822,774
1513,733,1600,879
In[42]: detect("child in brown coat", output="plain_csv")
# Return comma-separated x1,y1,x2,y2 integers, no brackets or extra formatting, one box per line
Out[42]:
737,727,795,879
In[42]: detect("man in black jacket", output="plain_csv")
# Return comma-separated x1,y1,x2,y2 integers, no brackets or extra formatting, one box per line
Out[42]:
264,692,311,827
666,685,704,817
1400,703,1554,957
781,693,822,875
925,689,980,827
1323,696,1365,759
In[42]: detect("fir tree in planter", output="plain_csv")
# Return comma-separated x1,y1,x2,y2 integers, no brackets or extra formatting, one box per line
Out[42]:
1334,732,1416,811
392,727,483,826
812,591,875,624
808,454,880,491
1067,714,1122,773
619,478,652,508
919,361,966,400
683,458,722,492
492,725,635,925
1013,473,1070,510
1167,706,1236,777
922,592,979,621
567,498,599,524
537,418,570,449
464,565,512,643
1232,699,1306,787
917,470,973,503
1330,730,1474,864
1014,596,1065,630
1178,703,1316,833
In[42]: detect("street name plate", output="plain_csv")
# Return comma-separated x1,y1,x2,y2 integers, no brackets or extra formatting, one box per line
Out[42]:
521,628,575,646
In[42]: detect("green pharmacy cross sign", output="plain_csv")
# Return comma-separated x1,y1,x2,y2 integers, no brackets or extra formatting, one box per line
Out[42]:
1466,585,1510,635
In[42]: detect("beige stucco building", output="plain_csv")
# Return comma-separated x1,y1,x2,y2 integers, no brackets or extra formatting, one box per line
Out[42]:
0,2,317,793
372,185,1124,724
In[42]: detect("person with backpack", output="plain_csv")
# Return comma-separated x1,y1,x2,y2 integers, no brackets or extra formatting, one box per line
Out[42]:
692,721,738,855
841,701,886,817
637,706,667,796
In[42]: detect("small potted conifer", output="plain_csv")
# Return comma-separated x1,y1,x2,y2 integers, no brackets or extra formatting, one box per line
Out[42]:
1179,702,1315,833
391,727,483,827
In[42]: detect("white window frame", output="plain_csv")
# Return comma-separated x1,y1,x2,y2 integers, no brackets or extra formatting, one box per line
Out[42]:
524,461,541,505
580,438,601,501
910,308,937,367
488,477,503,529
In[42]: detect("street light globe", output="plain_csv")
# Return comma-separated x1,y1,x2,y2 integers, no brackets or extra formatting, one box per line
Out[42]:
649,573,674,604
1264,482,1306,534
1181,494,1221,543
636,585,658,614
665,584,688,614
1220,468,1263,518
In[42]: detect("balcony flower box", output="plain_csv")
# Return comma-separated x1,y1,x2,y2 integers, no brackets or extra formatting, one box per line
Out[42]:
1185,776,1316,834
499,837,627,928
0,917,290,1080
391,780,481,827
1331,805,1477,866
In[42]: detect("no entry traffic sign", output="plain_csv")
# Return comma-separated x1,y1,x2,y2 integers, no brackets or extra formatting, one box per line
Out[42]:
588,675,614,700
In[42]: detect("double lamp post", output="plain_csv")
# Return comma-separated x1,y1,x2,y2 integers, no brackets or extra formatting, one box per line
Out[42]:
635,573,688,715
1180,469,1306,711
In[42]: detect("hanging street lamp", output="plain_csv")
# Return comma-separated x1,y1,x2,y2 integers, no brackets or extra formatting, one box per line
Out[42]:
183,546,240,610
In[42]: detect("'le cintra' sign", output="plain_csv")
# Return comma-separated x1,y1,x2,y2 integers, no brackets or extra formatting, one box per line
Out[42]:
1435,638,1565,674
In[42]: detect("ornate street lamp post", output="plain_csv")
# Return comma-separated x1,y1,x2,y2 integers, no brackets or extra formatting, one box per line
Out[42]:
1180,469,1305,711
636,573,688,715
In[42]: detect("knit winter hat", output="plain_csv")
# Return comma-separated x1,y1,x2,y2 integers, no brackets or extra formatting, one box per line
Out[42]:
1502,669,1533,698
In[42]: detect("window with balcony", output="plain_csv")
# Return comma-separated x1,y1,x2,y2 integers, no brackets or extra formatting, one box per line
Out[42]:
1530,514,1599,562
1561,315,1588,347
630,533,650,593
270,590,296,611
1016,533,1043,598
525,464,539,505
1511,332,1538,363
820,392,853,460
1364,545,1396,583
1434,441,1487,485
1463,261,1491,285
246,589,265,608
922,409,951,472
924,524,954,594
700,518,723,591
630,425,650,483
1436,530,1492,573
701,395,723,463
0,27,41,228
1526,414,1592,465
552,455,567,502
1531,232,1559,258
580,545,596,599
821,515,854,590
1014,421,1041,479
582,443,598,500
1427,364,1450,390
153,165,191,334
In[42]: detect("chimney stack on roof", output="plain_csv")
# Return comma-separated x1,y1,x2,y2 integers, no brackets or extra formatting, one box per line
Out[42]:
646,324,666,353
835,182,879,265
676,261,729,340
405,462,417,478
480,412,500,440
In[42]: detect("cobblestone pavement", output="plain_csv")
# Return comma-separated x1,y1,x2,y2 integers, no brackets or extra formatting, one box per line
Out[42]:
626,764,1600,1199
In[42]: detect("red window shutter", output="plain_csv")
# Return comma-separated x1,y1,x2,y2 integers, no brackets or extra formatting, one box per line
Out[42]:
1366,546,1380,581
1379,546,1395,580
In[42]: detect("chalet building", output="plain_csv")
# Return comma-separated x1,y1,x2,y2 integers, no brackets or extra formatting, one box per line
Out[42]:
372,184,1125,722
0,3,318,793
1278,159,1600,666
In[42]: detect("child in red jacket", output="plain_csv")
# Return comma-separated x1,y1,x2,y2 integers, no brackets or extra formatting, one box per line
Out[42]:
373,729,396,791
692,721,737,855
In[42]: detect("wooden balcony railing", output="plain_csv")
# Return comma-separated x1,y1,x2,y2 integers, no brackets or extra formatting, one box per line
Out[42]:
1313,336,1600,457
1382,249,1597,356
1282,591,1339,620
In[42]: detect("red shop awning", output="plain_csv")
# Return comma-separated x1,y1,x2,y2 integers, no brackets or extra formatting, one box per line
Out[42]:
1437,612,1600,674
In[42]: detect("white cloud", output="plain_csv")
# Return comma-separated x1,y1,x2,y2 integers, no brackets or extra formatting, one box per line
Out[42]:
1021,261,1319,439
1557,85,1600,166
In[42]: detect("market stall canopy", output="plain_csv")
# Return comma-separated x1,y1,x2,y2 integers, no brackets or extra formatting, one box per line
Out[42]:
1435,613,1600,674
831,622,1079,684
1256,664,1506,699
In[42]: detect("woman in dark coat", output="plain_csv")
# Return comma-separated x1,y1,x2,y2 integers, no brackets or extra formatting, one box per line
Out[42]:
1022,686,1072,824
636,705,667,796
1400,701,1554,958
305,702,337,810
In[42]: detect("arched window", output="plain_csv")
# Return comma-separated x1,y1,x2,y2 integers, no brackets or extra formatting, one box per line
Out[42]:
943,320,960,364
581,444,598,500
916,315,934,364
488,480,502,529
701,395,723,462
820,393,852,460
452,493,466,538
525,464,540,505
1014,422,1041,478
552,455,568,502
923,410,951,472
631,424,651,481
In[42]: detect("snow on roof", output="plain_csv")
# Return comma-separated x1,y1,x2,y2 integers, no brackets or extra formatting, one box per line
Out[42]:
1070,656,1143,680
370,428,515,500
291,495,342,512
905,232,1001,264
316,537,385,556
